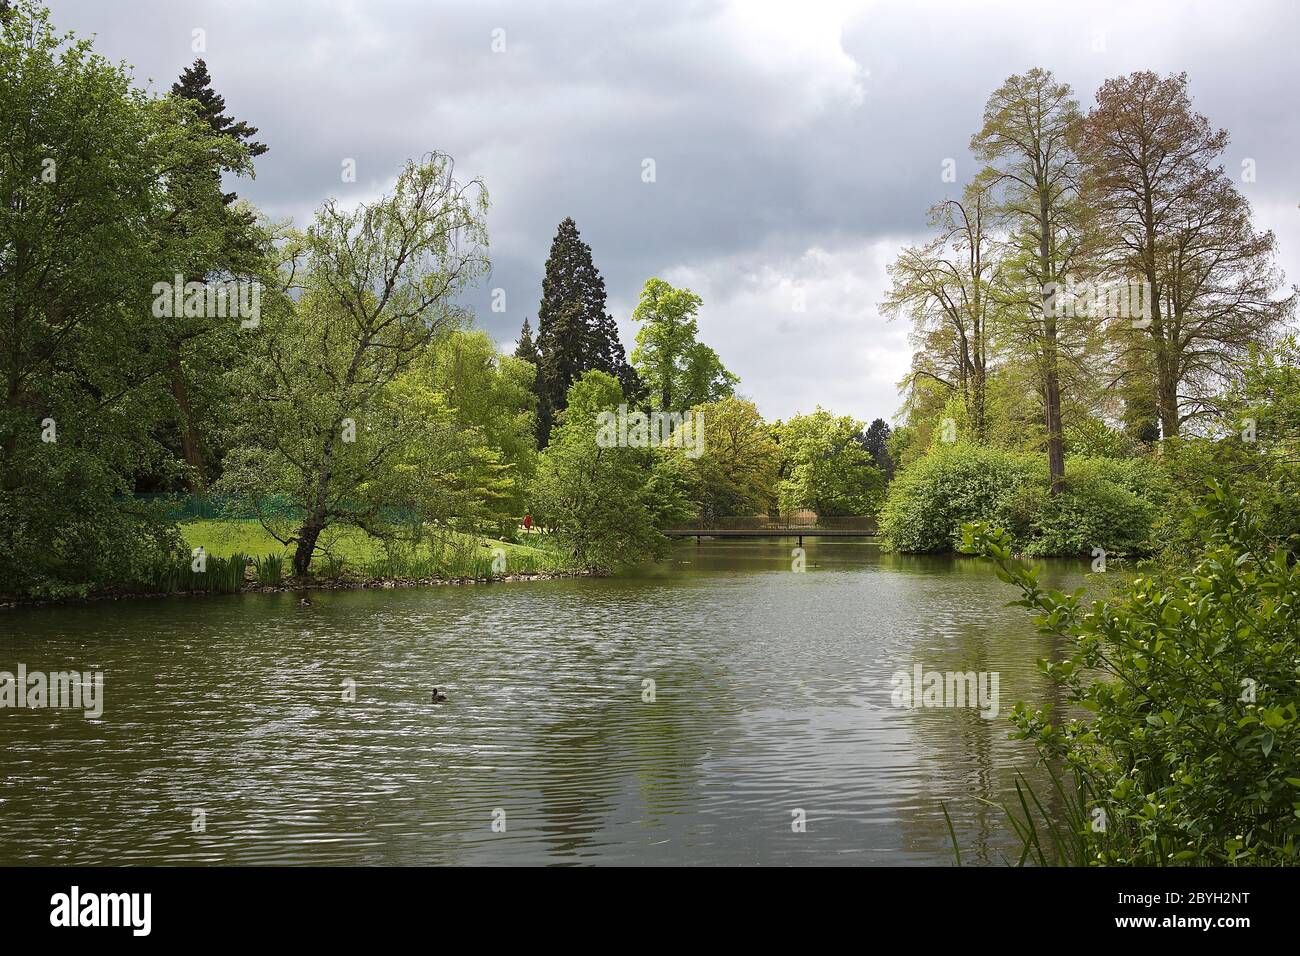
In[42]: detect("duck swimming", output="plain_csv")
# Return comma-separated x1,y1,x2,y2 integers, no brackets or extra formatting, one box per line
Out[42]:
430,687,448,703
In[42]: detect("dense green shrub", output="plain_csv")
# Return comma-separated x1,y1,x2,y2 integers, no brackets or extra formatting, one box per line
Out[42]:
1156,341,1300,562
964,484,1300,865
879,445,1168,556
1026,478,1155,557
533,371,694,570
878,444,1038,552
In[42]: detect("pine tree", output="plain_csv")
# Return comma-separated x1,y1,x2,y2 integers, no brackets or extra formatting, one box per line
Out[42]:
533,217,636,445
164,59,269,488
514,318,539,367
172,59,268,204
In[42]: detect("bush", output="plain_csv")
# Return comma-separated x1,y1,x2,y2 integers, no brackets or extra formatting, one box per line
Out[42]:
880,444,1168,556
878,444,1038,552
964,485,1300,865
1026,479,1154,557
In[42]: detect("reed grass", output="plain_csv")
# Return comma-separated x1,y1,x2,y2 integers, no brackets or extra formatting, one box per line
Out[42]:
253,553,284,586
144,552,249,594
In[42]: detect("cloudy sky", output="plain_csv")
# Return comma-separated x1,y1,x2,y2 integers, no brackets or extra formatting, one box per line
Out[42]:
51,0,1300,423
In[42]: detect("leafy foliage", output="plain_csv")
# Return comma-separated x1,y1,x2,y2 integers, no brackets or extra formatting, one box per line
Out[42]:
687,396,779,521
630,277,736,413
0,3,249,598
963,485,1300,865
880,444,1167,556
532,371,692,569
775,409,885,517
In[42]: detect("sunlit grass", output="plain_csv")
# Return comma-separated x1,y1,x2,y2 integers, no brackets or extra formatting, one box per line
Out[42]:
179,519,565,580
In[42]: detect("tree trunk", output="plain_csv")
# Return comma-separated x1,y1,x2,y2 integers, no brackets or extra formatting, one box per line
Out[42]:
1044,360,1065,493
1038,175,1065,495
169,349,206,490
292,522,322,577
1155,341,1180,439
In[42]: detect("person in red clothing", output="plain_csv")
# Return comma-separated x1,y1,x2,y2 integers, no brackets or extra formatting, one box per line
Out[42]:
522,513,533,532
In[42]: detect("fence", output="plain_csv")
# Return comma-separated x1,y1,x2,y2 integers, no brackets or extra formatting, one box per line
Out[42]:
666,513,878,532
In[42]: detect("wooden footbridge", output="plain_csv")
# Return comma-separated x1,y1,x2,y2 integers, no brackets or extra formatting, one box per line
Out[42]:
664,516,879,546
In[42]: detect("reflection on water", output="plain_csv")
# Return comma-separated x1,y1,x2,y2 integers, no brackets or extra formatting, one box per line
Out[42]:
0,539,1092,865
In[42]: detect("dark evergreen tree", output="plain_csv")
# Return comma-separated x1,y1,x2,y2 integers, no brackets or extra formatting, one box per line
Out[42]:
533,217,636,444
172,59,268,203
171,58,268,268
514,317,539,367
861,418,895,480
514,318,544,442
161,59,269,489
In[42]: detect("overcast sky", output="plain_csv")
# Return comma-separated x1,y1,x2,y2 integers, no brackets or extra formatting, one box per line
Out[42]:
50,0,1300,423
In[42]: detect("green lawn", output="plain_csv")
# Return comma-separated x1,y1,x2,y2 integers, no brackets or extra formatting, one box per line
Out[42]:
179,519,564,577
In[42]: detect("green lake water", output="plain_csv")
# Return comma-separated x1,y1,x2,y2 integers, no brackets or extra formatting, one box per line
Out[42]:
0,539,1093,865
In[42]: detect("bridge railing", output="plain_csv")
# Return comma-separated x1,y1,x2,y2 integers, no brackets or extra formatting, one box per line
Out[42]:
665,514,878,532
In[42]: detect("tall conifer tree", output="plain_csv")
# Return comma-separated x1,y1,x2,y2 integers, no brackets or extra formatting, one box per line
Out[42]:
533,218,637,445
514,318,539,367
164,58,268,487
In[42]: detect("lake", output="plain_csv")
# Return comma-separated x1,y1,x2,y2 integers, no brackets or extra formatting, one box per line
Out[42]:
0,539,1090,865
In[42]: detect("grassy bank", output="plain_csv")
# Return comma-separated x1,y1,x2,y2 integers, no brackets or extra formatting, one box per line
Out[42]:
177,519,574,587
0,521,580,608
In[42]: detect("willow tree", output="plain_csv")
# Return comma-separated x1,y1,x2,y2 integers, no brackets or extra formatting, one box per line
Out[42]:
1077,71,1293,437
971,68,1084,492
218,154,490,576
883,184,1000,442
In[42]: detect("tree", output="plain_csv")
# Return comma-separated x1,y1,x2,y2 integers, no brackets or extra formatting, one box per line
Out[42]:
217,154,490,576
972,68,1084,493
0,2,247,597
883,185,1000,441
1077,71,1293,437
532,370,691,568
163,57,269,489
533,217,636,444
689,396,778,520
630,277,737,414
861,418,895,480
409,329,538,532
514,317,539,368
776,409,885,516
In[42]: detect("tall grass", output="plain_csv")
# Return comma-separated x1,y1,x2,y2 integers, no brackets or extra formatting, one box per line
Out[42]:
253,553,284,586
144,552,249,594
360,538,566,581
319,554,347,580
944,763,1095,867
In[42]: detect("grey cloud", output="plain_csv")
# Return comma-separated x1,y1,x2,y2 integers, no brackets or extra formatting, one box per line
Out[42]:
48,0,1300,421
